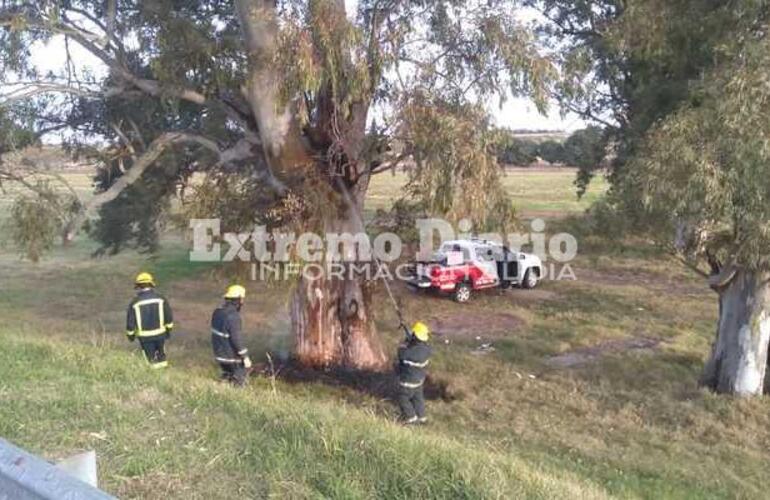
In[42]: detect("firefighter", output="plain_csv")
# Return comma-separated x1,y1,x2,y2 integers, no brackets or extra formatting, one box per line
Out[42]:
211,285,252,386
126,272,174,369
396,321,432,424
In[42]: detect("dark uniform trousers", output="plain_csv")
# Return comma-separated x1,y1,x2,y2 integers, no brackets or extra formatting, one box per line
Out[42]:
396,339,432,421
398,385,426,420
220,363,247,386
139,333,168,365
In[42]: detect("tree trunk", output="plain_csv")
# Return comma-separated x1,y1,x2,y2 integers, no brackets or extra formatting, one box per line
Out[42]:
235,0,311,175
289,194,388,371
235,1,386,370
291,268,387,370
701,269,770,396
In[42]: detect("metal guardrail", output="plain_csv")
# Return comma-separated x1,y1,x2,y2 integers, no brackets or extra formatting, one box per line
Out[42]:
0,438,116,499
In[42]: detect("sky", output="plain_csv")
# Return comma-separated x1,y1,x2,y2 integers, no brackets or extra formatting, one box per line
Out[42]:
495,97,585,132
28,3,586,135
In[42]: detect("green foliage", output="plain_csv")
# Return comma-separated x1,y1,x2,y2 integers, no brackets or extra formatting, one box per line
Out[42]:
629,28,770,270
9,195,57,262
277,0,372,123
537,0,770,268
413,0,556,107
370,198,429,243
583,190,653,245
564,126,607,196
565,1,770,270
1,0,558,261
401,97,515,232
490,127,606,188
0,107,36,154
536,0,743,188
489,129,539,166
537,139,565,164
7,182,77,262
180,172,302,234
89,164,177,256
83,77,215,254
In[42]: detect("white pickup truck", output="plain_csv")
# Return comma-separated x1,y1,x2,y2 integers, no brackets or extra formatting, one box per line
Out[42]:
406,239,543,302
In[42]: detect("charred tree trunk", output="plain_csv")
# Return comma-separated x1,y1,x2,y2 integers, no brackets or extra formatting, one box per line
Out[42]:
701,269,770,396
291,266,387,370
290,189,387,371
236,1,386,370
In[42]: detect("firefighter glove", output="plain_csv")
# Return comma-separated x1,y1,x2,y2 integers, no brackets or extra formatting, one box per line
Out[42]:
243,356,253,369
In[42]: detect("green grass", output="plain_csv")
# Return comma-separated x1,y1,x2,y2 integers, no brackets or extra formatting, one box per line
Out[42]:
499,170,607,215
2,168,769,499
365,169,608,216
0,330,607,499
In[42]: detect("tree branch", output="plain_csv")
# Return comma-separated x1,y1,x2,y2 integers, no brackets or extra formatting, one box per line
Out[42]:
670,252,711,280
235,0,311,173
105,0,117,48
0,10,208,106
61,132,204,242
61,131,285,242
370,150,411,176
0,82,112,106
110,121,136,159
556,96,618,130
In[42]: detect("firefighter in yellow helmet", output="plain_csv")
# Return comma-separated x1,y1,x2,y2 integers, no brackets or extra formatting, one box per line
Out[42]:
126,272,174,369
210,285,252,386
395,321,432,424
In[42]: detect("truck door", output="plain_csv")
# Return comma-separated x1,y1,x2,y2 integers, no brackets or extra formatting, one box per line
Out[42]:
472,245,499,288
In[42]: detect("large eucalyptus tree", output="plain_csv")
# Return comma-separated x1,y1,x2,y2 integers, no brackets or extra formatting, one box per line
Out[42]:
0,0,553,370
630,19,770,396
534,0,770,395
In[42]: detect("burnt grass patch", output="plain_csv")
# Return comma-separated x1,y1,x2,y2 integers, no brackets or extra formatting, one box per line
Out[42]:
250,357,459,403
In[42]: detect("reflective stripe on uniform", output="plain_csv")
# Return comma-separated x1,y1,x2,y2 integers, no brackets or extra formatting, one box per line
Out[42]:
215,357,241,364
211,329,230,338
237,349,248,356
399,380,424,388
150,361,169,369
133,298,166,337
137,328,166,337
403,359,430,368
165,322,174,329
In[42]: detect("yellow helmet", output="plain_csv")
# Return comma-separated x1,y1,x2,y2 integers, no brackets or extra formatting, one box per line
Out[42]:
135,272,155,287
411,321,430,342
224,284,246,300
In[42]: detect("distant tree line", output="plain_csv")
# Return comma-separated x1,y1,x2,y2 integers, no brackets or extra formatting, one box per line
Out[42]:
491,126,607,188
491,126,605,165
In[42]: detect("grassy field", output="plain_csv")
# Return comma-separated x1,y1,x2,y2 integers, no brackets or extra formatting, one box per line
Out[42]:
2,169,769,499
365,168,608,216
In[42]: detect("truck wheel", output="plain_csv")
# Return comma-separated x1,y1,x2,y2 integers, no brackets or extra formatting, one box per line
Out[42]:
454,282,472,303
522,268,539,289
